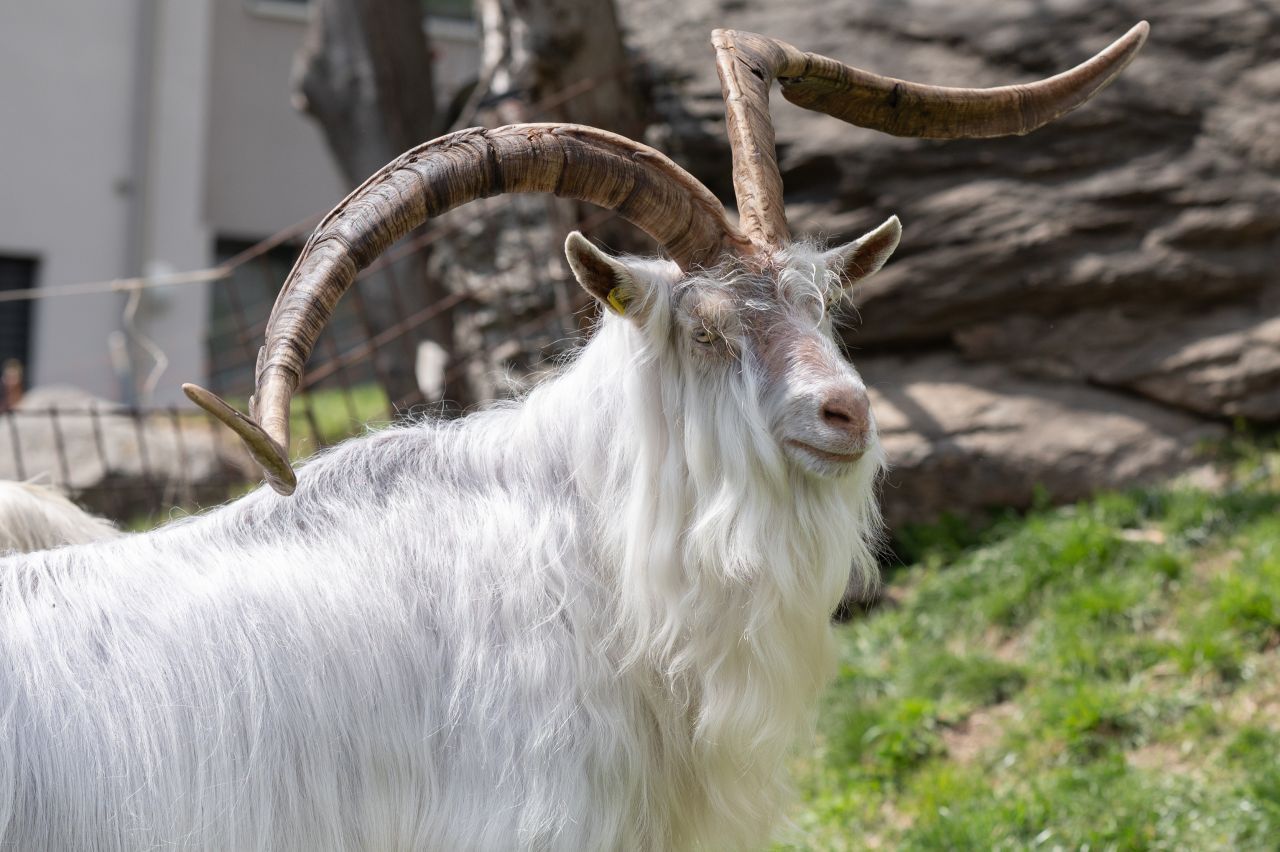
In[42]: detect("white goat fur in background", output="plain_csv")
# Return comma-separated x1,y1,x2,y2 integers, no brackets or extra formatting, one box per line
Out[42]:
0,242,887,850
0,481,119,554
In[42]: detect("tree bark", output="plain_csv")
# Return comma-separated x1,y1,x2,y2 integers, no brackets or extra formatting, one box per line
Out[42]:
467,0,643,135
436,0,651,402
292,0,469,411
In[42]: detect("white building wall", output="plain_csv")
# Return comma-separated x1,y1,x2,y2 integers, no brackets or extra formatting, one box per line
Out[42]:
205,3,479,236
0,2,141,402
0,1,478,406
204,1,347,237
134,0,216,407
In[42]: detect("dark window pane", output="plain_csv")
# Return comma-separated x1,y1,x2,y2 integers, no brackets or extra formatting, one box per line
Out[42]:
0,256,37,380
250,0,474,19
424,0,473,19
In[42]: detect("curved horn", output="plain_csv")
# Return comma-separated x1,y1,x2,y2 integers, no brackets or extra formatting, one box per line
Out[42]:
185,123,750,495
713,22,1150,249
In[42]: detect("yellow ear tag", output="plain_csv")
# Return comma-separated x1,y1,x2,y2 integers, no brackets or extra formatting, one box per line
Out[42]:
607,287,630,315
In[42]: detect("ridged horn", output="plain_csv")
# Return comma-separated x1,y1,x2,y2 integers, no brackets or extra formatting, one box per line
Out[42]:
185,123,750,495
713,21,1150,249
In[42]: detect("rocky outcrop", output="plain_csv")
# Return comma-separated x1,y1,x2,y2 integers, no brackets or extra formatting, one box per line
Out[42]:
865,356,1223,527
619,0,1278,519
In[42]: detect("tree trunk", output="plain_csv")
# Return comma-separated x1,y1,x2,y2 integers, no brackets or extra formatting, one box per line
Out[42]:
436,0,650,402
292,0,470,412
467,0,643,135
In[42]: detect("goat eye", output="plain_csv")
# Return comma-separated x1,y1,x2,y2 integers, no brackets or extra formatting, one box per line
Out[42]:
691,328,716,345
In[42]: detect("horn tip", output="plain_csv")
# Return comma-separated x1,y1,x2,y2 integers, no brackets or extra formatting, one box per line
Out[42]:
710,28,736,48
1120,21,1150,53
182,382,298,497
264,469,298,497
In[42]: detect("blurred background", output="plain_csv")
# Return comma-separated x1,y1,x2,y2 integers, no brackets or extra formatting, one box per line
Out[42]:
2,2,1280,844
0,1,1275,528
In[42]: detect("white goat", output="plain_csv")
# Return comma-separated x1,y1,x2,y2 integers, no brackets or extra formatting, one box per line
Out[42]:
0,24,1146,851
0,481,119,554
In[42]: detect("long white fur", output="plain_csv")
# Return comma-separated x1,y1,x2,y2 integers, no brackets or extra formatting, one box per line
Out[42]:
0,481,120,555
0,246,885,851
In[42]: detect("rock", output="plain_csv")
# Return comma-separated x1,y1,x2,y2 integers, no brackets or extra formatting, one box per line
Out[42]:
415,340,449,402
613,0,1278,522
864,356,1224,527
0,386,255,520
953,300,1280,420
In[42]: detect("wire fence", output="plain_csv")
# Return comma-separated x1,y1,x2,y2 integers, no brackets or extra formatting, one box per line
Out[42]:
3,192,623,525
1,403,254,525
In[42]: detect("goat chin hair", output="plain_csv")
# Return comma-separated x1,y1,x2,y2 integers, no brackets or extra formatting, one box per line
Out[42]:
0,481,120,555
0,275,885,851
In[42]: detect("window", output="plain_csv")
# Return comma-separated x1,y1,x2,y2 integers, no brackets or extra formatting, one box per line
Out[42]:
247,0,473,22
0,256,37,383
207,238,301,395
423,0,473,20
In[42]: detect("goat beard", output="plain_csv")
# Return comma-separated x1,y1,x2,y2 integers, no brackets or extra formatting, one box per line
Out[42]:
606,334,886,657
589,332,885,847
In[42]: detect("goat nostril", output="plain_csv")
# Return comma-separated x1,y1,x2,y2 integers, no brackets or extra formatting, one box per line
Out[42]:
823,405,853,425
821,389,870,435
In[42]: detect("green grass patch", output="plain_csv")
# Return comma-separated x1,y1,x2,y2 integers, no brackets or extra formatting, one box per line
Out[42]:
783,442,1280,849
226,383,391,456
288,383,392,452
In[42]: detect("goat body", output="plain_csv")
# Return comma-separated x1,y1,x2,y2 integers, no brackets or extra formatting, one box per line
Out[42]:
0,21,1150,846
0,482,119,555
1,304,883,851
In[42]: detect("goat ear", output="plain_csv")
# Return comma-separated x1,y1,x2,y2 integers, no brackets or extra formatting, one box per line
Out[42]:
565,231,638,316
824,215,902,287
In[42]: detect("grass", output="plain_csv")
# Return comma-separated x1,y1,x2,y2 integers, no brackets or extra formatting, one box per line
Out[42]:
780,438,1280,850
288,383,392,452
224,383,392,457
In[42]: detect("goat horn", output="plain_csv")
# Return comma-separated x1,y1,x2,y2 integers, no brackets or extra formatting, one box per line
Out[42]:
713,22,1150,249
185,123,750,495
